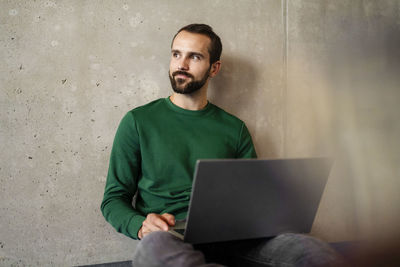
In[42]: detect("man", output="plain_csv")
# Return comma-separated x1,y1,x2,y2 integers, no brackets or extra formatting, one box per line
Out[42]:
101,24,341,266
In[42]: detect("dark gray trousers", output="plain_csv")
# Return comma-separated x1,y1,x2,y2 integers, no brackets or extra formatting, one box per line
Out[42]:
132,231,343,267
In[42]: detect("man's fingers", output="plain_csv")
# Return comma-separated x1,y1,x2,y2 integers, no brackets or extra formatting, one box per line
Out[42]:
140,213,175,239
146,213,170,231
161,213,175,226
142,220,162,232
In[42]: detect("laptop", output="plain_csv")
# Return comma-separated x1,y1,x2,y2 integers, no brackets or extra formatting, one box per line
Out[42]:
169,157,333,244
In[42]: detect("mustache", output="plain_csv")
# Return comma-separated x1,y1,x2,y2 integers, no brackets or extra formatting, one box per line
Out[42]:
172,71,194,79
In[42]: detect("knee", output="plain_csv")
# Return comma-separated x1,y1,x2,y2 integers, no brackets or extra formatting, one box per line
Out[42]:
276,233,330,248
273,233,334,254
269,233,341,266
142,231,173,243
133,231,178,267
138,231,176,251
133,231,204,267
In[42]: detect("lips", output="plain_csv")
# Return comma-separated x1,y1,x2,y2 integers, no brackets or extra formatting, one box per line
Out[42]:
172,71,194,80
175,74,189,79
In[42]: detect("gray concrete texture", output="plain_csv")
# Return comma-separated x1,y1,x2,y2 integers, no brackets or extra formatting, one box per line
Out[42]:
1,0,399,265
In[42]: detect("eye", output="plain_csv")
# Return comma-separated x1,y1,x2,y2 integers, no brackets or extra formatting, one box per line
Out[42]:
172,52,180,58
191,54,201,61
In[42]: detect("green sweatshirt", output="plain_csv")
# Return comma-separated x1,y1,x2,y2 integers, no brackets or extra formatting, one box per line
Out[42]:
101,97,257,239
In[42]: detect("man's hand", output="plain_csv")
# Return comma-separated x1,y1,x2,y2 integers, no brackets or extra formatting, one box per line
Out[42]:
138,213,175,239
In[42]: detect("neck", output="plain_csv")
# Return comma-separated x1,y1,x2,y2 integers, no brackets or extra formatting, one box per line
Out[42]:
170,88,208,111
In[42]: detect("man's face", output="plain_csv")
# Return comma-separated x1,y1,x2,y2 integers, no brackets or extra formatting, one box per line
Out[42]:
169,31,213,94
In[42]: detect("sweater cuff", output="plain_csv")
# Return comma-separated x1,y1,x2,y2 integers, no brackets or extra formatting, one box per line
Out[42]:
128,215,146,239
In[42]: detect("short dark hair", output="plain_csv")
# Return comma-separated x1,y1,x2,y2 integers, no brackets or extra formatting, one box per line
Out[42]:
172,24,222,64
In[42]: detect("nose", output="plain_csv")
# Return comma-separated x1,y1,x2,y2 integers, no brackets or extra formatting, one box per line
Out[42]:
178,57,189,71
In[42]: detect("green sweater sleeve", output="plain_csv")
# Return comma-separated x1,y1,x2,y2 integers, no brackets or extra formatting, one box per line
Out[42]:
237,123,257,158
100,112,145,239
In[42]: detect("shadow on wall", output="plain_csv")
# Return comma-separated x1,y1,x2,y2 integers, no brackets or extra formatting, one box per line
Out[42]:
208,54,258,112
208,54,278,157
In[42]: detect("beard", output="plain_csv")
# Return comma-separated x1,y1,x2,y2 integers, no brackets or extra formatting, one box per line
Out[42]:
169,68,210,95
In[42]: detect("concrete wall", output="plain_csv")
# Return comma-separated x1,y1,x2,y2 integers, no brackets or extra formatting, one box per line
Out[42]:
1,0,399,266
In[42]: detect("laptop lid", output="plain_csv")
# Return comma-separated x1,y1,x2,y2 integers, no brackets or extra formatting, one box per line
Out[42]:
183,157,333,244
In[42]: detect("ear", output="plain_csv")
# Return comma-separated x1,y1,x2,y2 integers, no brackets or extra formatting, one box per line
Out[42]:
209,60,221,78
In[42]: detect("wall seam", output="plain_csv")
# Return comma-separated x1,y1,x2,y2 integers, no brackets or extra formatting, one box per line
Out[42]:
282,0,288,157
